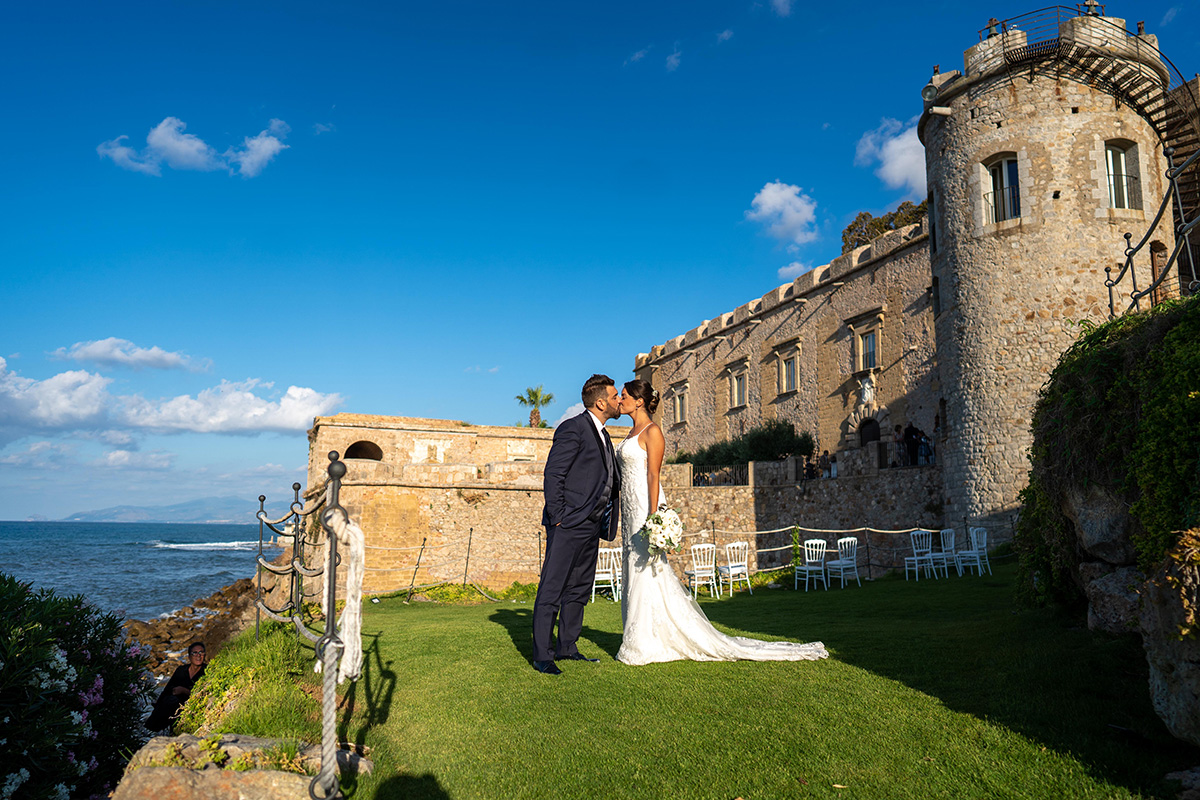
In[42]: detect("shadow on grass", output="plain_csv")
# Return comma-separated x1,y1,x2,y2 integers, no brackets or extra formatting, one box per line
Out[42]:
701,565,1198,797
488,607,623,662
489,608,534,661
338,631,396,749
371,772,450,800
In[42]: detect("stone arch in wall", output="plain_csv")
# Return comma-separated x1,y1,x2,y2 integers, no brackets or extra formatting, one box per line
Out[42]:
344,440,384,461
841,403,890,450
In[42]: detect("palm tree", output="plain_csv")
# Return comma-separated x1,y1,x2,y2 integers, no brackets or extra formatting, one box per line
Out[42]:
515,385,554,428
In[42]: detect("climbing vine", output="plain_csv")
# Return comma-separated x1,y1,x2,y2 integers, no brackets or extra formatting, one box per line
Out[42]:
1016,294,1200,604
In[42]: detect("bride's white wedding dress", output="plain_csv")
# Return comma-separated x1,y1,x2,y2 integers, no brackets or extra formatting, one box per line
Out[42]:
614,431,829,665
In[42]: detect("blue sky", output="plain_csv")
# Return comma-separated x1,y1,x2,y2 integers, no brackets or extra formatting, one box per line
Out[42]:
2,1,1195,520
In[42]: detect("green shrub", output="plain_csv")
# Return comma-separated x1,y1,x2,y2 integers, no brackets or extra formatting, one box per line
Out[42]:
1016,295,1200,602
0,574,154,799
176,625,317,742
670,420,815,465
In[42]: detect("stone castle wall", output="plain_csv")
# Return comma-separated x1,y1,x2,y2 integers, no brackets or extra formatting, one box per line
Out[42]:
921,12,1176,532
633,222,941,464
307,419,947,592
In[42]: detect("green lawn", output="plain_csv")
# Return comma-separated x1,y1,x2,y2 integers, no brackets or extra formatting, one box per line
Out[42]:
238,562,1199,799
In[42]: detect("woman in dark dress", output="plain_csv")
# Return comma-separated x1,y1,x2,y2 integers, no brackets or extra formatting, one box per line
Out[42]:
146,642,206,732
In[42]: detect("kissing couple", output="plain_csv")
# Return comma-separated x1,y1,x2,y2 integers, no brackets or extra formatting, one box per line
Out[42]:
531,373,828,674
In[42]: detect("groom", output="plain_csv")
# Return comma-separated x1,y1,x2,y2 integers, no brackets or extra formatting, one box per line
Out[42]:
531,373,622,675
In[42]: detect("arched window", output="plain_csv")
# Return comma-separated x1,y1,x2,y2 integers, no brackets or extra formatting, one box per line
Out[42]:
1105,140,1141,210
344,440,383,461
984,153,1020,223
858,419,881,447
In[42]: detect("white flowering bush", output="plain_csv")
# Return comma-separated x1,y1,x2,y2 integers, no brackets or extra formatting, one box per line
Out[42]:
638,508,684,556
0,573,155,799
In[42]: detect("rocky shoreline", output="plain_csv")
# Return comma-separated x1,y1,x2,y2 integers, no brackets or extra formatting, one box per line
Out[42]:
123,577,260,681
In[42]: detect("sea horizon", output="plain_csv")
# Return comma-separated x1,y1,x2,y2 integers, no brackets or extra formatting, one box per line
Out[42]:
0,520,283,621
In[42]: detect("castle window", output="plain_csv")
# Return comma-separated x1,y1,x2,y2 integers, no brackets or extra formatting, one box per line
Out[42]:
671,383,689,425
928,191,938,254
780,355,798,393
860,331,877,370
1106,141,1142,210
344,440,383,461
774,338,800,395
846,307,885,376
932,276,942,317
985,155,1020,223
730,371,747,408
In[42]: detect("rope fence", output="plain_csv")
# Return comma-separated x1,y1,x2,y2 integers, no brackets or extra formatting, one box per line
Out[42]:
311,521,1012,594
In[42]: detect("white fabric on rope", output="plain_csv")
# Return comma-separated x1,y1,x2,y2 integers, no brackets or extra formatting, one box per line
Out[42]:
317,505,364,684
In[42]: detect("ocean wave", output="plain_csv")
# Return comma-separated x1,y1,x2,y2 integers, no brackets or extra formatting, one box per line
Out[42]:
148,540,279,551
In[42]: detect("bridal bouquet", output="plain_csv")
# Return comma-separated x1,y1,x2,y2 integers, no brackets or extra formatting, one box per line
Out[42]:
639,508,684,556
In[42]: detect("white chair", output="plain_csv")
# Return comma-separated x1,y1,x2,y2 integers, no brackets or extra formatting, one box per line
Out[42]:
684,543,721,599
825,536,861,588
958,527,993,576
717,541,753,596
591,547,621,602
794,539,828,591
930,528,959,578
904,530,936,581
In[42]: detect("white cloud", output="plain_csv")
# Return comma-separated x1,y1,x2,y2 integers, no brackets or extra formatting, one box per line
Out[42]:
146,117,223,171
0,358,340,443
98,117,290,178
666,43,682,72
1161,6,1180,25
778,261,811,280
717,29,733,42
624,46,651,66
0,357,112,438
771,0,792,16
96,136,160,175
122,379,342,433
855,117,926,198
746,181,819,248
52,338,204,371
464,365,501,374
99,449,175,470
555,403,585,427
226,119,290,178
0,441,74,469
313,123,336,135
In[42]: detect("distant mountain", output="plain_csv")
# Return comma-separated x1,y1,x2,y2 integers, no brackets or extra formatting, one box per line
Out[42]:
61,496,289,524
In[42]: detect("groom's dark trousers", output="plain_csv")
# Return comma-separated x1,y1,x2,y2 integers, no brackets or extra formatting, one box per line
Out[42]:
533,411,619,662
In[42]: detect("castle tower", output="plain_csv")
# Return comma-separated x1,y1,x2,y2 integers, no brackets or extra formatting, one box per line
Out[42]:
918,8,1179,533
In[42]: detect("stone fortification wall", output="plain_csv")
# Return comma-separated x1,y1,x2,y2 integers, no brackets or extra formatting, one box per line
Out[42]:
633,222,941,466
324,452,946,592
920,12,1176,536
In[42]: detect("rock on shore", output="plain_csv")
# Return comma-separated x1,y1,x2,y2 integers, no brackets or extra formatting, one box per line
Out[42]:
124,577,259,680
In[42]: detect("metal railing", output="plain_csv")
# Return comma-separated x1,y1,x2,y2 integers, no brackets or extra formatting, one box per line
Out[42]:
256,451,353,800
692,463,749,487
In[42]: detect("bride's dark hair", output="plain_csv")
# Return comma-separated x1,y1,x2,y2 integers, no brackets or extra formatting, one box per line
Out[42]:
624,379,659,415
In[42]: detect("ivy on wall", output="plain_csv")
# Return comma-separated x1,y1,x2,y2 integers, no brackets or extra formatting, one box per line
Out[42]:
1016,294,1200,605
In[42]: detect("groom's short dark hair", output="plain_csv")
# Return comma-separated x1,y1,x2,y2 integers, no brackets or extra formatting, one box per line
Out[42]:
581,374,614,408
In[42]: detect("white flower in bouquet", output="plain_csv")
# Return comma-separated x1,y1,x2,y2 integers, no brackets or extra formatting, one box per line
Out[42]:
639,508,684,556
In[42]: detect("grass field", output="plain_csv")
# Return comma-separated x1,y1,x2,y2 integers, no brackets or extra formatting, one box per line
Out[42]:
215,562,1198,799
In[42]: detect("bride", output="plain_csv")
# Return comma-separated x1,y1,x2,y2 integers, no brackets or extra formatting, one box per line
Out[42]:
614,379,829,665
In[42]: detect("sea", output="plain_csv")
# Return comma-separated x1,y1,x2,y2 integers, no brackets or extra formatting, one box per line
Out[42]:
0,521,283,621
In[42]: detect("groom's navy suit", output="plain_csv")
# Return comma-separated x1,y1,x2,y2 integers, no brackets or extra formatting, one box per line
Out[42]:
533,411,620,662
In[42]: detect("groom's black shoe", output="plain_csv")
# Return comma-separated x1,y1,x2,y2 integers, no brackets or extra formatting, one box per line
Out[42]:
555,653,600,662
532,660,563,675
